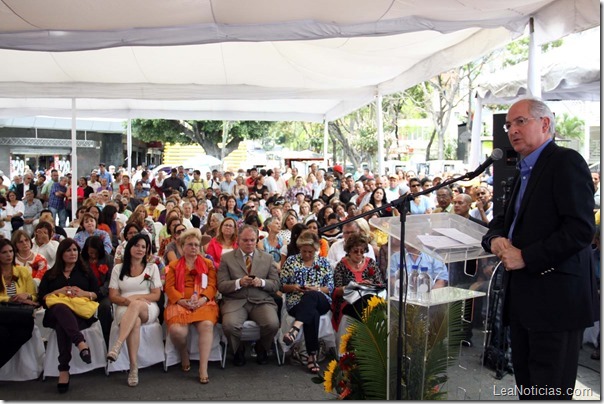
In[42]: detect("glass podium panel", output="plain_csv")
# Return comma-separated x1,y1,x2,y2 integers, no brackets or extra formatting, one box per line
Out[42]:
371,215,496,400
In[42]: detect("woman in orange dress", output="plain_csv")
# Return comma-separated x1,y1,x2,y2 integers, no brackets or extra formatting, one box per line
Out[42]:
164,228,219,385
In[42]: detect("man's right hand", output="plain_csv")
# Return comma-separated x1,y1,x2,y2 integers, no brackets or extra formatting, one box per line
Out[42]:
240,276,255,288
490,236,513,257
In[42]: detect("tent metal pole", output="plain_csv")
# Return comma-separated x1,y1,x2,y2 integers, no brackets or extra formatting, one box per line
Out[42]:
376,91,385,176
127,119,132,175
527,17,542,98
70,98,78,216
469,95,483,169
323,119,329,167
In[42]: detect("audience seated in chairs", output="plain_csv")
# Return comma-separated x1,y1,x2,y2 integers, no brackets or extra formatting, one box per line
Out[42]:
0,238,39,369
81,235,115,347
12,229,48,288
31,221,60,269
331,233,384,331
217,225,280,367
107,234,162,387
37,238,100,393
280,230,334,374
164,228,219,385
73,213,113,256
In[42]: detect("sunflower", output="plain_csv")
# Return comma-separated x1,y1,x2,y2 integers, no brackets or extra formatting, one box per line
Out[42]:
339,332,352,354
323,359,338,393
362,295,384,321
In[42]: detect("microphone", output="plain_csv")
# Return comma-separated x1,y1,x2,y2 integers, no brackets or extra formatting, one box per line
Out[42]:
466,148,503,179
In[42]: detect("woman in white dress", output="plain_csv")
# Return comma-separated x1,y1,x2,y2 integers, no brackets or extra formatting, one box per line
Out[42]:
106,233,161,387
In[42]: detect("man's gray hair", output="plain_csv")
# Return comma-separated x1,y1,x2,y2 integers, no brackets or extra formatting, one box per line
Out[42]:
524,98,556,136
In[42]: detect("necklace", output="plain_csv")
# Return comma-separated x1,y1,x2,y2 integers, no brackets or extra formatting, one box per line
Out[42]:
349,257,364,270
17,251,34,262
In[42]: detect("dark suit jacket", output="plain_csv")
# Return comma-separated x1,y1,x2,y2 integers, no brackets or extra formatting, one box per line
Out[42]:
482,142,596,332
217,248,280,315
15,183,37,201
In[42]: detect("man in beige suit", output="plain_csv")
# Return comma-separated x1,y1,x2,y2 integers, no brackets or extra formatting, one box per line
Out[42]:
217,225,280,366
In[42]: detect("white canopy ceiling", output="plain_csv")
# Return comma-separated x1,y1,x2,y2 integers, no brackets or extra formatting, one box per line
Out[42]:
0,0,599,122
476,27,600,104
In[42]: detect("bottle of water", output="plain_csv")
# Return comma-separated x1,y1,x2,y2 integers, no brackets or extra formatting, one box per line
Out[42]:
190,291,199,304
417,266,432,303
408,264,419,301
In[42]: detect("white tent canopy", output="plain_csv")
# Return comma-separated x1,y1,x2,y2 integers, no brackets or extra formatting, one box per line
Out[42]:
476,27,601,104
0,0,599,122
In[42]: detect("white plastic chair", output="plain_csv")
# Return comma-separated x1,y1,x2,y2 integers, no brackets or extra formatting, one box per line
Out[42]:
43,320,107,379
0,325,45,381
277,294,336,363
34,308,52,342
164,323,227,371
105,319,165,374
240,320,283,366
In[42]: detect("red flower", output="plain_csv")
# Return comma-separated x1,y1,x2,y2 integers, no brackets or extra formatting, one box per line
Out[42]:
368,267,375,276
338,386,352,399
189,268,199,276
143,273,151,282
98,264,109,275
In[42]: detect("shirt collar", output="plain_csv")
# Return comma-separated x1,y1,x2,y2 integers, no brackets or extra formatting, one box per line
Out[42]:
518,139,552,171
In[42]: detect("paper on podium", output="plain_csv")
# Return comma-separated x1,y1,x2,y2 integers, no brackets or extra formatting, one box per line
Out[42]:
369,213,494,263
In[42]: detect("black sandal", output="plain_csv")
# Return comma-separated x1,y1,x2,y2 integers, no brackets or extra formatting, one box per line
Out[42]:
282,325,300,346
307,355,320,374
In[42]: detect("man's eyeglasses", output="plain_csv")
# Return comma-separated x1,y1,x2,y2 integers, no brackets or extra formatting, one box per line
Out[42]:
410,183,420,187
503,116,541,132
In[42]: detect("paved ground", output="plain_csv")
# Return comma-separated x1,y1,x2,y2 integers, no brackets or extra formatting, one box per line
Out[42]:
1,341,600,401
446,341,601,401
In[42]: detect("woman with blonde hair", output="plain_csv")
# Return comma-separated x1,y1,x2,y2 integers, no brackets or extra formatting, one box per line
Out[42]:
164,228,219,384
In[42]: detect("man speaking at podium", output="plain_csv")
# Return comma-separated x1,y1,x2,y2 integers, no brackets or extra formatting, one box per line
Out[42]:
482,98,597,400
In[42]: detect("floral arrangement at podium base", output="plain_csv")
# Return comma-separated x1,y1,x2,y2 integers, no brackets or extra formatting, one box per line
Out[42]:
313,296,388,400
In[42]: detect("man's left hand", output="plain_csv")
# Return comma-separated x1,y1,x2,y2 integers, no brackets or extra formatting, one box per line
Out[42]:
500,246,525,270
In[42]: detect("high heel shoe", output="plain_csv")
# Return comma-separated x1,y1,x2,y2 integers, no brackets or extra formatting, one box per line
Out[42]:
79,347,92,364
107,340,123,362
57,381,70,393
57,373,70,393
127,367,138,387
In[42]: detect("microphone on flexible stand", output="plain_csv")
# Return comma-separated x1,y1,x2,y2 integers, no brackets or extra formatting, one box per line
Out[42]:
464,148,503,180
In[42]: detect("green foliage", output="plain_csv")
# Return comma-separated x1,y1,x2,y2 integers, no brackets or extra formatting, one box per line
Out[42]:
555,113,585,141
316,296,388,400
130,119,274,158
399,301,464,400
503,37,563,67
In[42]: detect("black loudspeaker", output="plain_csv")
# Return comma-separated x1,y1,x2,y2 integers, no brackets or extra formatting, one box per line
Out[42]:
492,113,519,217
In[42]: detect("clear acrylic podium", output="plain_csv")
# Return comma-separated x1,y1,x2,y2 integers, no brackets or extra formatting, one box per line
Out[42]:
370,213,496,400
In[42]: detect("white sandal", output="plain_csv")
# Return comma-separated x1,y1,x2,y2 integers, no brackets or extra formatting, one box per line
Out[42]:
127,367,138,387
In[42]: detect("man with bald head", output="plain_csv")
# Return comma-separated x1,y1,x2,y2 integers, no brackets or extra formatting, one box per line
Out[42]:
453,193,484,226
482,98,596,399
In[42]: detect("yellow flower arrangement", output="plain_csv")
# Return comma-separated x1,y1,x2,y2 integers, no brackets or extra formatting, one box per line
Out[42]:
314,296,388,400
339,332,352,355
323,359,338,393
362,294,383,321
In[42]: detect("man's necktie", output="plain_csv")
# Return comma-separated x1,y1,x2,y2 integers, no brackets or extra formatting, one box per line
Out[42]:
245,255,252,274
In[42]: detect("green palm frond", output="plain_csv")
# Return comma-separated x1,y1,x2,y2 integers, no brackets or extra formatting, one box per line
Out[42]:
348,301,389,400
398,300,465,400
